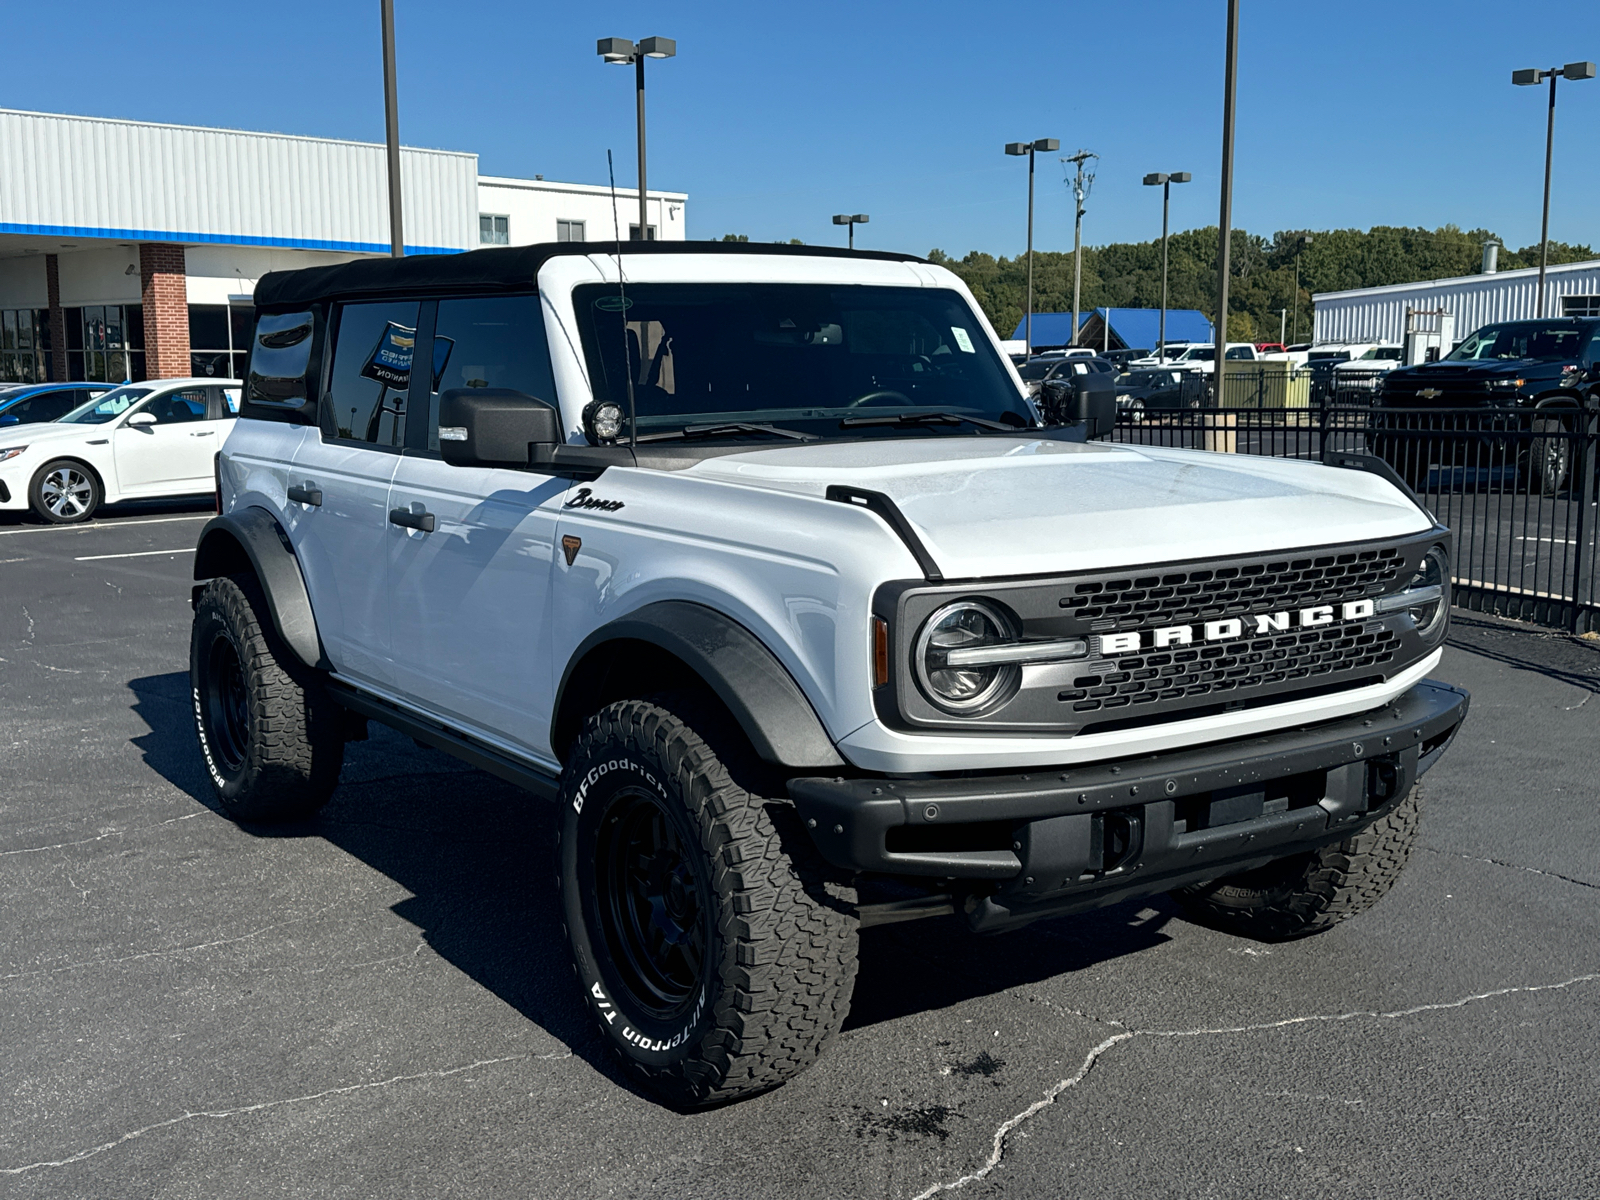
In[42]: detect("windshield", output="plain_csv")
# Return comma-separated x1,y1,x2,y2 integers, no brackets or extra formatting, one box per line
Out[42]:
1178,347,1214,362
60,386,153,424
1358,347,1402,361
573,284,1032,439
1016,360,1056,381
1308,351,1350,363
1445,323,1587,362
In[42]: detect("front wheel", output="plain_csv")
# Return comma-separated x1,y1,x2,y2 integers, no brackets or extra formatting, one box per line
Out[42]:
190,575,344,822
1529,415,1570,497
1171,785,1423,941
558,697,858,1109
29,459,101,523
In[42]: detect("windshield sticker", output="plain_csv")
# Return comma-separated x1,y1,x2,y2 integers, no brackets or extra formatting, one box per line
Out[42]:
594,295,634,312
951,327,976,353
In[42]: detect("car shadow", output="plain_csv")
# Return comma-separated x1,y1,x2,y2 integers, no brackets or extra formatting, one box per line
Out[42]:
128,670,1179,1090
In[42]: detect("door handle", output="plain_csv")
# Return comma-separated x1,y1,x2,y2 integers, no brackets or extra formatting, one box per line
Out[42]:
389,507,436,533
191,430,216,436
287,484,323,507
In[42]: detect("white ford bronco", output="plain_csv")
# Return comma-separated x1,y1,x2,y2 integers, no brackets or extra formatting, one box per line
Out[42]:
189,242,1467,1108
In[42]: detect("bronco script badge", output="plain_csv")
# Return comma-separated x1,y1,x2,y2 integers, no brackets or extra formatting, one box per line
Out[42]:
1096,601,1376,655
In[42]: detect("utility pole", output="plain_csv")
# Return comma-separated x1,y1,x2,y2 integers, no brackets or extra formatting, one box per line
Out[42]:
1064,150,1097,346
380,0,404,257
1214,0,1239,404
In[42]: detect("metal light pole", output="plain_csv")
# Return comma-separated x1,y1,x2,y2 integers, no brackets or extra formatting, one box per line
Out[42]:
599,36,677,240
1006,138,1059,357
1214,0,1240,404
1292,234,1312,343
1513,61,1595,317
1143,171,1191,361
1277,307,1288,345
380,0,404,257
1064,150,1097,346
832,213,870,249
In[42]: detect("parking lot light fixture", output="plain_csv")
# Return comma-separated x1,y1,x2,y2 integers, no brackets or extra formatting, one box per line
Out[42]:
1143,170,1191,360
1006,138,1059,357
831,213,869,250
599,36,677,241
1512,61,1595,317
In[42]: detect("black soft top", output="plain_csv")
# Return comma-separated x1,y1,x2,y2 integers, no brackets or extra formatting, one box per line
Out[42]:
253,240,927,310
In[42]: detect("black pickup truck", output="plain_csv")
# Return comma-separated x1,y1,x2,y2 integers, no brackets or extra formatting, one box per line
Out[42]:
1375,318,1600,494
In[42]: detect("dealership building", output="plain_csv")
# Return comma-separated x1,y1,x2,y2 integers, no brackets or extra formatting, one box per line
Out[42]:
0,108,687,384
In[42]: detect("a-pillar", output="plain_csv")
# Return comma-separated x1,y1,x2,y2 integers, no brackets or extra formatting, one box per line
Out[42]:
139,243,190,379
45,254,67,382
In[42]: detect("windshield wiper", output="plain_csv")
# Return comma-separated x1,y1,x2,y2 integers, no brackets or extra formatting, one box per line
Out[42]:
838,411,1022,432
636,421,817,444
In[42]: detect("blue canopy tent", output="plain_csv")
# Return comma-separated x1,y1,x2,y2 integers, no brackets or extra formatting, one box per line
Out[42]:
1010,308,1213,353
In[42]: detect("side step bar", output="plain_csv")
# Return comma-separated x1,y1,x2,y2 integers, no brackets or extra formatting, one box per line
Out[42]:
326,681,560,802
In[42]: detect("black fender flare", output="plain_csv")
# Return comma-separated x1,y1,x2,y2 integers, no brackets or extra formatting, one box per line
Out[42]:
553,600,846,771
192,506,326,671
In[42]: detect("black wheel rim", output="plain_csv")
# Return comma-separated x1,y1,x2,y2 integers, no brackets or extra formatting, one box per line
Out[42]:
594,789,709,1019
204,633,250,773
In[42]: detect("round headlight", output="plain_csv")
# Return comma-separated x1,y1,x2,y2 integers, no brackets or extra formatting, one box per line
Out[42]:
914,600,1020,714
1407,544,1450,641
583,400,625,445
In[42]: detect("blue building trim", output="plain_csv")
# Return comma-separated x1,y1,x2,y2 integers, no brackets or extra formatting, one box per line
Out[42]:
0,221,461,256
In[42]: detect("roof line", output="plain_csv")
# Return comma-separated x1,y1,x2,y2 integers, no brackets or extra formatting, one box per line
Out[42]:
1313,257,1600,301
0,221,459,256
0,107,476,160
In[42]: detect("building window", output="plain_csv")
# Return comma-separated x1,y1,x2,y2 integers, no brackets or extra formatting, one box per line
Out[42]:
628,224,657,241
479,214,510,245
557,219,586,243
65,305,144,383
0,309,45,383
188,303,253,380
1562,295,1600,318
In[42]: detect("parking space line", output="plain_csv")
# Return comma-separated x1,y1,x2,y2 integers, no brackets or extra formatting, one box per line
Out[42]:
0,514,212,537
75,548,197,561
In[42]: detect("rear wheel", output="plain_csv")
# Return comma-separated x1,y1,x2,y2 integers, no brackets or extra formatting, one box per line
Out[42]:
190,575,344,822
558,695,858,1109
29,459,100,523
1172,786,1423,941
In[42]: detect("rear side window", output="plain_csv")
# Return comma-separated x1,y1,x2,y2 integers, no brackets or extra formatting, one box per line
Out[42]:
247,311,315,406
424,295,555,450
328,300,421,446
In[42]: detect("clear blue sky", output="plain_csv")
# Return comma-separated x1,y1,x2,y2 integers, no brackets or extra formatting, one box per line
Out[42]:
5,1,1597,258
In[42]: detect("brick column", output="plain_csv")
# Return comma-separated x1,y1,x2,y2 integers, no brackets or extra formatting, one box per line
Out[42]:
138,243,190,379
45,254,68,382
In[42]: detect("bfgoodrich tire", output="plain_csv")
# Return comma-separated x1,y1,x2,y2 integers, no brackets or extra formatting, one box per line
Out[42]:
190,575,344,822
1171,785,1423,941
558,696,859,1109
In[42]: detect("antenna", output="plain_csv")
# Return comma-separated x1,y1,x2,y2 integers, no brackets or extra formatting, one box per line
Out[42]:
607,149,638,448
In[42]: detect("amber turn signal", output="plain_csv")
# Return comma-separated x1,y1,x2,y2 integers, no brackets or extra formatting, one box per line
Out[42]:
872,616,890,687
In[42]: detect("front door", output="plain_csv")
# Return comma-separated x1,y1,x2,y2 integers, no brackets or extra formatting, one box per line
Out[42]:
383,294,567,757
111,386,223,495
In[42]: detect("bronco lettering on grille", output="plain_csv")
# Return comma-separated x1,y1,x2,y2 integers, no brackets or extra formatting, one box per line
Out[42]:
1096,600,1375,655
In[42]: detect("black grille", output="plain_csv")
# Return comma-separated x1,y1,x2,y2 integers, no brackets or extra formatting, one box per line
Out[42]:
1059,625,1401,714
1059,547,1409,632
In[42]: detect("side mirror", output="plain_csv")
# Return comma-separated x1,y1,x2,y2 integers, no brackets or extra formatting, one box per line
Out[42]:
126,411,157,427
1041,376,1116,438
438,388,561,467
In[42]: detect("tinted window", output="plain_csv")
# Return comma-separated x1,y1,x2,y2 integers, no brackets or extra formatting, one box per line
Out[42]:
1446,323,1587,362
62,386,153,424
144,388,208,424
248,310,315,406
328,301,420,445
0,389,80,425
425,296,556,450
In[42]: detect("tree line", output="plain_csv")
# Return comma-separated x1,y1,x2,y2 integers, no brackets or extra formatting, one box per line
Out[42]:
926,226,1596,345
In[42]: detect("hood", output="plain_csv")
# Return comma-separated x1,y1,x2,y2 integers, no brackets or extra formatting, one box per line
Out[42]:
1390,359,1558,381
0,421,104,447
685,437,1431,578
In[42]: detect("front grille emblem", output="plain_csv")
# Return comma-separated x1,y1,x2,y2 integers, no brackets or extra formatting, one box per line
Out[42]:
1417,388,1442,399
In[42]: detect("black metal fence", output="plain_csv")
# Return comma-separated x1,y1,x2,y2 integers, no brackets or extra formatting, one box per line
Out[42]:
1112,391,1600,634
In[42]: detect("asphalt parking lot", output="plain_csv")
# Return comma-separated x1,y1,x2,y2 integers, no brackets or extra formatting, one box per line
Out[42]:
2,505,1597,1199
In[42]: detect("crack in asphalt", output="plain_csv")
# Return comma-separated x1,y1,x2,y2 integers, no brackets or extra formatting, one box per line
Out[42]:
909,972,1600,1199
1418,844,1600,892
0,810,206,859
0,1050,574,1177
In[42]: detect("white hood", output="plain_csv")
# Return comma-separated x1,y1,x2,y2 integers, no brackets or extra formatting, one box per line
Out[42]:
686,437,1432,578
0,421,109,447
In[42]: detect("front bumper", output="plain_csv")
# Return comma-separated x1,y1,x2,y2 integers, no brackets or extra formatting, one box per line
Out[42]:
790,679,1467,932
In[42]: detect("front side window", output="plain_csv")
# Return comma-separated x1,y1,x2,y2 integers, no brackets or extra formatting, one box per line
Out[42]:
61,385,153,424
143,388,208,424
424,295,556,450
572,283,1029,441
1446,323,1587,362
328,301,421,446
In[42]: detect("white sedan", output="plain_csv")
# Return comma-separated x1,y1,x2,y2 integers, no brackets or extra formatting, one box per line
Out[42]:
0,378,240,524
